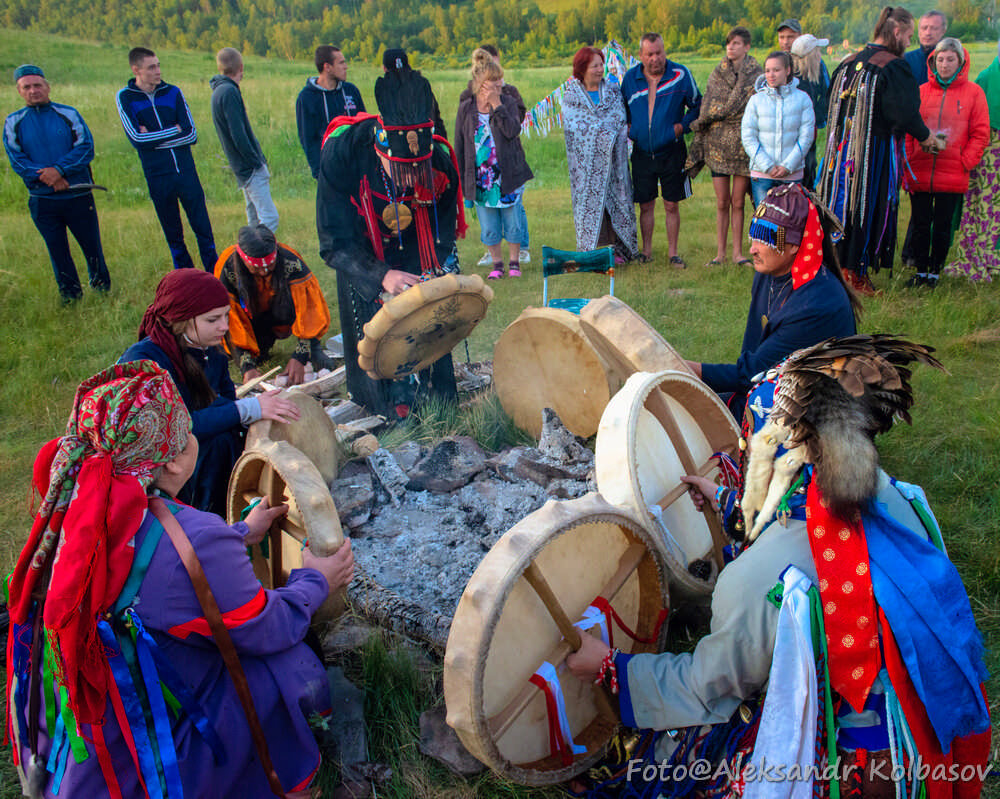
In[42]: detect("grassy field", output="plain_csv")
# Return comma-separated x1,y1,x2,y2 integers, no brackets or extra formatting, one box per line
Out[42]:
1,27,999,797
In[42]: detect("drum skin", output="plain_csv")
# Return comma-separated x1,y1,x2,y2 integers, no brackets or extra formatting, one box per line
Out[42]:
578,295,694,382
493,307,618,440
444,493,669,785
595,371,739,602
357,273,493,380
245,391,340,485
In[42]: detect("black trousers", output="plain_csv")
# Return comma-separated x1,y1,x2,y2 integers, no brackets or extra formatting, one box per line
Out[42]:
147,168,218,271
28,192,111,300
908,192,962,275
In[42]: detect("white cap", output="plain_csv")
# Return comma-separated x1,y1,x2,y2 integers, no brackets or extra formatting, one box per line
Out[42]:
791,34,830,57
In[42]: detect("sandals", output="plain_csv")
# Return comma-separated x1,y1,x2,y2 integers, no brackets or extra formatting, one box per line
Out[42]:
705,258,725,267
636,253,653,264
487,266,504,280
735,258,753,268
508,261,521,278
670,255,687,269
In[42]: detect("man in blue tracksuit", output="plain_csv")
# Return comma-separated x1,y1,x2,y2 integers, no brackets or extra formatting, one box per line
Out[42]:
296,45,366,179
4,64,111,303
621,33,701,268
117,47,217,271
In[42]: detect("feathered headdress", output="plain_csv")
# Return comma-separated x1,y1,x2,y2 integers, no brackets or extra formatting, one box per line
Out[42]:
742,335,944,539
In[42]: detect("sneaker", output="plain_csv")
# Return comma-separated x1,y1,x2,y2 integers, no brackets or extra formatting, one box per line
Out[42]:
519,250,531,264
477,251,492,266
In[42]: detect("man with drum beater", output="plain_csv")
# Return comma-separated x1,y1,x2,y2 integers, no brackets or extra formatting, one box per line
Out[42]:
317,54,466,421
567,336,990,796
684,183,860,421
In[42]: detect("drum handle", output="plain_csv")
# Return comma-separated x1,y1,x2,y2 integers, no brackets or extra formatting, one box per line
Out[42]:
523,563,582,651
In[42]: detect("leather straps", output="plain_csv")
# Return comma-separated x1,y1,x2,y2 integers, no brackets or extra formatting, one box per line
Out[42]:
149,497,287,797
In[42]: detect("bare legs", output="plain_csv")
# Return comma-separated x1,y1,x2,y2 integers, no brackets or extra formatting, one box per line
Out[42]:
711,175,750,262
639,199,681,259
663,200,680,259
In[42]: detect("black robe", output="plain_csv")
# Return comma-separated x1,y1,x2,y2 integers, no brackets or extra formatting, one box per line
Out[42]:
818,44,930,276
316,118,460,418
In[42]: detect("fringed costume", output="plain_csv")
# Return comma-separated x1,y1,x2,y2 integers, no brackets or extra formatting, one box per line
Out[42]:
317,61,465,420
572,336,990,799
817,45,930,285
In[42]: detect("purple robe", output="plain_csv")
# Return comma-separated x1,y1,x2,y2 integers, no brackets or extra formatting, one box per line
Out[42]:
17,500,330,798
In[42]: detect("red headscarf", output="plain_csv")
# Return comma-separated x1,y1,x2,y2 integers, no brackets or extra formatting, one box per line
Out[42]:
7,361,191,725
138,269,230,382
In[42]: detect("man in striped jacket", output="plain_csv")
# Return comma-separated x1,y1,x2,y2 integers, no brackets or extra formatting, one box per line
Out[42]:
117,47,217,271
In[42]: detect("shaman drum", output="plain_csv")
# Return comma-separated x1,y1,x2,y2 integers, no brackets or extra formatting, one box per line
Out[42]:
444,493,670,785
227,439,344,604
357,273,493,380
578,295,694,383
245,391,340,485
493,307,618,439
595,371,739,603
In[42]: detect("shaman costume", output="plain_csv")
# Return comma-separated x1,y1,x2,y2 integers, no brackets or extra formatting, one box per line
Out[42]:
317,62,464,419
215,225,332,377
6,363,331,798
562,78,638,260
594,337,990,798
817,44,930,283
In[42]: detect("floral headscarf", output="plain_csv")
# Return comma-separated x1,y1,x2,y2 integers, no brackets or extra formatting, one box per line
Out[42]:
7,360,191,725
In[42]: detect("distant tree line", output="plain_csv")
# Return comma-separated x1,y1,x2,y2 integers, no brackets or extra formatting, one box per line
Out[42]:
3,0,994,66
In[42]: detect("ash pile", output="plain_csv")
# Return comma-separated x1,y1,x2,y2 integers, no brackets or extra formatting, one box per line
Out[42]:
338,407,595,652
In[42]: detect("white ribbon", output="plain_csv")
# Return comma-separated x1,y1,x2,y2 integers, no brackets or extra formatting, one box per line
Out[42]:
647,504,689,564
574,605,610,646
534,661,586,756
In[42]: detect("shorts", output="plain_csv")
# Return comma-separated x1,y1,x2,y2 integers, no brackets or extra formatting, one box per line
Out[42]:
631,144,692,204
475,203,525,248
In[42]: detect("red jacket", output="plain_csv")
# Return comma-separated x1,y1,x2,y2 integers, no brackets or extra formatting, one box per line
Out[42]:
905,50,990,194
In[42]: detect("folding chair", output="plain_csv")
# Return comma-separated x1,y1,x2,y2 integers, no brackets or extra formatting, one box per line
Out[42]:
541,245,615,315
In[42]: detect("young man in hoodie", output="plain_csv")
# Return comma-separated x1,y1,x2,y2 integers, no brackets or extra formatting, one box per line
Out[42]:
210,47,278,231
296,46,365,180
117,47,217,271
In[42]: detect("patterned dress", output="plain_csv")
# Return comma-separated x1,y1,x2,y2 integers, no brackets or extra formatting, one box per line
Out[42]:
946,129,1000,281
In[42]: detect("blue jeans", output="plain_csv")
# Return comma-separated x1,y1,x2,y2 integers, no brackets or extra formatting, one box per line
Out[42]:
504,195,529,248
751,177,799,208
29,192,111,300
475,203,524,248
240,165,279,232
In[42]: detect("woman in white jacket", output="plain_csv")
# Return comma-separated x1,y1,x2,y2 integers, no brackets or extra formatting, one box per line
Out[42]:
741,51,815,207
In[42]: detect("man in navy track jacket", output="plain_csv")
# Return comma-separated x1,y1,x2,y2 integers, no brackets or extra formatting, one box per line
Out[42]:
4,64,111,303
117,47,217,271
621,33,701,267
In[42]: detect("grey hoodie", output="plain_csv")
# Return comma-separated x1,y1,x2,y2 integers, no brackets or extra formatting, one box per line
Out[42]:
209,74,265,184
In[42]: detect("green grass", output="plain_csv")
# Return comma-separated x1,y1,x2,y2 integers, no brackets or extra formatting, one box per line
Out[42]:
2,27,1000,797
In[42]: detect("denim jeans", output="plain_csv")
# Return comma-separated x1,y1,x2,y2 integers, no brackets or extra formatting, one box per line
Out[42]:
241,165,279,232
505,195,529,248
751,177,799,208
475,203,524,247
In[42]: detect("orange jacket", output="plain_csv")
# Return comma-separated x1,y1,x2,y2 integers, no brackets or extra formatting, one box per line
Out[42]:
905,50,990,194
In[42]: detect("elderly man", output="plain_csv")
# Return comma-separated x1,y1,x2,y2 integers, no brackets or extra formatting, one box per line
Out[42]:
296,45,366,180
4,65,111,303
215,225,333,385
686,184,858,419
621,33,701,267
117,47,217,271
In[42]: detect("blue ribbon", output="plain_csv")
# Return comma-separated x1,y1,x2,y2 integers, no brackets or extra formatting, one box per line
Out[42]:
96,620,165,799
125,610,185,799
125,608,226,765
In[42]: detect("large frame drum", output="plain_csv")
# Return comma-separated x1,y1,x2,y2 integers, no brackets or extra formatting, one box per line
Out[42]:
444,493,670,785
357,273,493,380
493,307,618,439
595,371,739,603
